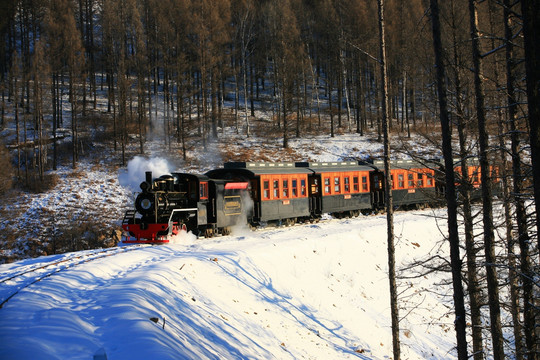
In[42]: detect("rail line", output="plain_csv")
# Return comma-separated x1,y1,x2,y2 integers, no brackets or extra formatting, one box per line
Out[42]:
0,245,143,309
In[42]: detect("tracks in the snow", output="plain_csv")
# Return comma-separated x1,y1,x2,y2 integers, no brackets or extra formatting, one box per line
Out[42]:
0,245,143,309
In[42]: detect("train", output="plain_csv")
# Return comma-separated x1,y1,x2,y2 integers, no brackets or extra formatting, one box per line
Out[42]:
121,158,500,243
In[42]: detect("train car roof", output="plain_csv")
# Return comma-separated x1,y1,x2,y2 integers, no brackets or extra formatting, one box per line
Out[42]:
207,161,380,180
207,162,313,179
452,157,481,167
171,172,210,181
363,159,437,170
296,161,375,173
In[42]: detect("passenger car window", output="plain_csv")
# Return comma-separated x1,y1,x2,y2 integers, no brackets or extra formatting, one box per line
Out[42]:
398,174,404,188
334,177,340,193
324,177,330,194
417,173,424,187
362,176,367,191
263,180,270,199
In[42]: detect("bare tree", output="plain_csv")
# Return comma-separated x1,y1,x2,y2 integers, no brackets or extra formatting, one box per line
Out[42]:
9,50,21,179
468,2,505,358
30,39,49,180
265,0,305,148
444,1,486,355
520,0,540,358
377,1,400,359
429,0,468,358
233,0,255,137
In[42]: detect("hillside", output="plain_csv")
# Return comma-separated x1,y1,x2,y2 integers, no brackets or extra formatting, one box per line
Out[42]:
0,116,437,264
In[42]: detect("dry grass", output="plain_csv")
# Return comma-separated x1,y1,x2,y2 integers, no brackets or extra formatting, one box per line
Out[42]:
15,172,59,193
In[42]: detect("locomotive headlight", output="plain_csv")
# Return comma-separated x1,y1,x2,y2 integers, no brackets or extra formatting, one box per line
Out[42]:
140,198,152,210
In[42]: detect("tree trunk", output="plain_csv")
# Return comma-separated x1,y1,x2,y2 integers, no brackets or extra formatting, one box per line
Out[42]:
429,1,468,358
377,1,400,359
487,2,524,357
449,2,484,354
468,2,505,358
521,0,540,260
516,1,540,357
329,72,334,137
52,73,58,170
282,85,288,148
242,34,250,137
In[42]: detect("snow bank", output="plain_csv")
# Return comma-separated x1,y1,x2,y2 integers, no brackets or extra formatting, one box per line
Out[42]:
0,210,456,359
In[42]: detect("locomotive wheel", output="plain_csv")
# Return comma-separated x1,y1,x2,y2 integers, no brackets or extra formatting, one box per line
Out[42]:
285,218,296,226
205,228,214,238
249,223,259,231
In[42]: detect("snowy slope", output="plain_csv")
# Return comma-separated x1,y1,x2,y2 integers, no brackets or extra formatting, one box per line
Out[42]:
0,210,457,360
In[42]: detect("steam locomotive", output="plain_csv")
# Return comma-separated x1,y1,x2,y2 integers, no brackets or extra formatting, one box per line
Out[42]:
121,159,499,243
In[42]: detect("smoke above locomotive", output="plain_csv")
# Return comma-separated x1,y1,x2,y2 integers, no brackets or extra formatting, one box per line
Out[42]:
118,156,173,192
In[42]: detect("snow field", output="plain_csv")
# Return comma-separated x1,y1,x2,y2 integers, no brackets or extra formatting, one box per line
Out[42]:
0,209,457,359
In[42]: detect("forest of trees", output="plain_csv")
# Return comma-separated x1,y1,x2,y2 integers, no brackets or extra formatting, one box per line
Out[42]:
0,0,538,358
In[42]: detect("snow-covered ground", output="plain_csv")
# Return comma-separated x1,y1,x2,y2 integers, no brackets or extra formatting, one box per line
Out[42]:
0,208,457,359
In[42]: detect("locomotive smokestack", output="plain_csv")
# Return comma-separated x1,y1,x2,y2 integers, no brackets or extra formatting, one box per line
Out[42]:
146,171,153,184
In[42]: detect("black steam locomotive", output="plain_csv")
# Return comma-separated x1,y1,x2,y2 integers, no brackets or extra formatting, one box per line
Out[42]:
122,159,500,243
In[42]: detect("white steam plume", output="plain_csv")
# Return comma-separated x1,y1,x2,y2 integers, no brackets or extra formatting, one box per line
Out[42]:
118,156,173,192
230,190,255,236
168,229,198,244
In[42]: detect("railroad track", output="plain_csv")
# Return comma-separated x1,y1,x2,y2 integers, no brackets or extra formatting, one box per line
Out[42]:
0,245,143,309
